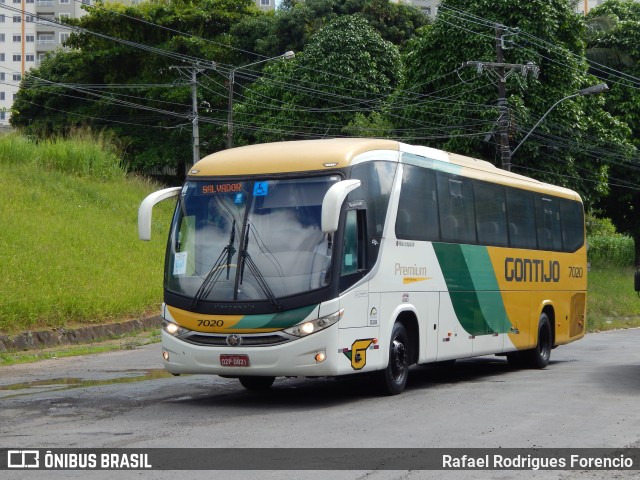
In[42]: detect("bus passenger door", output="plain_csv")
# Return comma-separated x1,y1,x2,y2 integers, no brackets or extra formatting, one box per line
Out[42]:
339,208,370,329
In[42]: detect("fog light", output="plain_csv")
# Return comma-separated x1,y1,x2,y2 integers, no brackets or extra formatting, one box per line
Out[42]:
162,351,170,361
315,352,326,363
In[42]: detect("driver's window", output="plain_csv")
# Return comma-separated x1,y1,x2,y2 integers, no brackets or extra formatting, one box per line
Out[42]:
342,210,359,275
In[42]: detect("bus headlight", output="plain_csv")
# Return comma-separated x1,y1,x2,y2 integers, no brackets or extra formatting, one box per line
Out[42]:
284,309,343,337
163,320,190,337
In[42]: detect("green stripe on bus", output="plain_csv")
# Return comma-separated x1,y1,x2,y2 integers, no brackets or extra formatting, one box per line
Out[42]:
433,243,512,335
233,304,318,329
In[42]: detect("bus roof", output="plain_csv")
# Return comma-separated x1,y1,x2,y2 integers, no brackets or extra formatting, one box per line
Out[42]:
190,138,581,202
191,138,399,176
448,151,579,200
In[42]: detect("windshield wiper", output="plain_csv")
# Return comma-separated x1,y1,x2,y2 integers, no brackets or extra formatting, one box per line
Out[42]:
192,220,236,308
238,225,283,311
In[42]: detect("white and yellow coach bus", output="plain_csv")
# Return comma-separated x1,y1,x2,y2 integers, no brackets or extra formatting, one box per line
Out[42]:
139,138,586,394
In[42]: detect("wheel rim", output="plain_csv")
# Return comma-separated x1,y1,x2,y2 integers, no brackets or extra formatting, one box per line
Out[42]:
390,337,408,383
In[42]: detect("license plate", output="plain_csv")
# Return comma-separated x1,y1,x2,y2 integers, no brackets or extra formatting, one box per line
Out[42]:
220,354,250,367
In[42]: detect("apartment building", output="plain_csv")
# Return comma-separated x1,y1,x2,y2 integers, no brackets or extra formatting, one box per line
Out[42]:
0,0,151,125
0,0,97,124
576,0,604,15
401,0,438,17
256,0,275,12
0,0,274,125
401,0,639,18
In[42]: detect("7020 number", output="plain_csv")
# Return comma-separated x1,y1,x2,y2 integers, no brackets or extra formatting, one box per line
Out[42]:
568,266,584,278
197,319,224,327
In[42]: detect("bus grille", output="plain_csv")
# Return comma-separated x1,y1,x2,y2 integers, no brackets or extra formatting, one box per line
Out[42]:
181,333,291,347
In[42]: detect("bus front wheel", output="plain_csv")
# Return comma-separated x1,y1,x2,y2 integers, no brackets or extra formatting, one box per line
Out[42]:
378,322,410,395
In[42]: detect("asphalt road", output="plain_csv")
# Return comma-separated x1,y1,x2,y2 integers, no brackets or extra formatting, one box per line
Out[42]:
1,328,639,480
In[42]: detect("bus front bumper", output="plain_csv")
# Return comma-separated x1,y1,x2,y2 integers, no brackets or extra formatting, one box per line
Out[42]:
161,325,341,377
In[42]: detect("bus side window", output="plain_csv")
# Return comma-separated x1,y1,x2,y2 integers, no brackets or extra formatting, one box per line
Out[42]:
506,188,537,249
395,164,439,241
349,161,396,267
437,172,476,245
535,197,562,251
474,181,508,247
560,199,585,252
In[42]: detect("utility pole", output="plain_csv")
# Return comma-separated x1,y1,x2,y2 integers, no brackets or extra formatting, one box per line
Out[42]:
226,51,295,149
227,69,235,149
171,62,213,170
464,25,539,171
191,64,202,169
495,25,510,172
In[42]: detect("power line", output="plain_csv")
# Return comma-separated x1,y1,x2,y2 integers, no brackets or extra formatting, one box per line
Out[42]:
3,0,639,185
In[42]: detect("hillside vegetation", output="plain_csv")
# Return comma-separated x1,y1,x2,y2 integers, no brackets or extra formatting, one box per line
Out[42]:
1,132,639,335
0,133,173,334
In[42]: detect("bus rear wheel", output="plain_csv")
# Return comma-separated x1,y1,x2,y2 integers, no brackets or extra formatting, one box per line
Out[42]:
239,376,275,391
509,313,552,369
378,322,410,395
524,313,552,369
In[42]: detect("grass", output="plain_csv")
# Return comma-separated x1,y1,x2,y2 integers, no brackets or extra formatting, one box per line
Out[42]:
587,267,640,331
587,234,635,269
0,132,174,334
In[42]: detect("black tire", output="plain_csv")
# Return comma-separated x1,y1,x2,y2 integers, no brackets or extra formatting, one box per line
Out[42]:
239,376,275,391
378,322,411,395
522,313,552,369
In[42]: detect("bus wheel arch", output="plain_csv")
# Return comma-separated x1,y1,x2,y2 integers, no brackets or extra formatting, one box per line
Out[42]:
396,311,419,365
541,304,556,348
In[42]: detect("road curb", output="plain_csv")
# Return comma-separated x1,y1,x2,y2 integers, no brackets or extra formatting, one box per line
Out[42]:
0,315,162,353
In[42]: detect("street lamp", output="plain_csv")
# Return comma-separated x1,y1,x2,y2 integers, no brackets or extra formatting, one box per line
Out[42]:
227,51,295,148
510,83,609,156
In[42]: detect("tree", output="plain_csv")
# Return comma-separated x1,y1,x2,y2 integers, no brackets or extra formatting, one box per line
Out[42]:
10,0,258,175
392,0,633,208
233,14,403,144
586,0,640,264
230,0,429,58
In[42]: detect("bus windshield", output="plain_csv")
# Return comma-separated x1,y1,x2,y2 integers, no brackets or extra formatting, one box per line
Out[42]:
166,175,340,303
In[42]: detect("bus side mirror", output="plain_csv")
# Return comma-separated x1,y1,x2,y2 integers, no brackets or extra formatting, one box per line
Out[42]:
138,187,182,241
321,180,361,233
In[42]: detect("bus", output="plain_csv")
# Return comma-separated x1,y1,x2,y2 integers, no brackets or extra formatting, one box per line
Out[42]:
138,138,587,395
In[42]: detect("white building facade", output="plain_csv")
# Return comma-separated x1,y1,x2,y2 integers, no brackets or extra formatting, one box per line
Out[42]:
0,0,100,125
256,0,275,12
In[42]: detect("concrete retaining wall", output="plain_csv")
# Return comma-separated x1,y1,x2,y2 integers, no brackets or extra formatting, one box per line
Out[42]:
0,315,161,353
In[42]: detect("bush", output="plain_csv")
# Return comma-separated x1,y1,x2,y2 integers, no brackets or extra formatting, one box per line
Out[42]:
0,130,125,181
588,234,635,268
585,213,617,237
